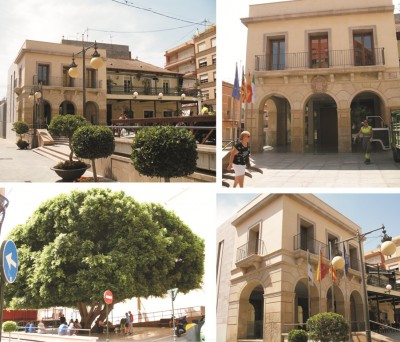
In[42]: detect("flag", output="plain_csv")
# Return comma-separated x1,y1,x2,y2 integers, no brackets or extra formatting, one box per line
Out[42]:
316,248,327,282
329,263,337,282
240,67,246,103
232,63,240,100
307,249,313,285
343,242,349,275
251,73,256,104
246,71,253,103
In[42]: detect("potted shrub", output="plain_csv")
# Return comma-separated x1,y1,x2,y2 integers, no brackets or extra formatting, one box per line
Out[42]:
72,125,115,182
48,115,90,181
288,329,308,342
3,321,18,341
131,126,198,182
307,312,349,342
12,121,30,149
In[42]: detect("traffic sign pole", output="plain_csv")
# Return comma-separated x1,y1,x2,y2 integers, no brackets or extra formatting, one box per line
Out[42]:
103,290,113,342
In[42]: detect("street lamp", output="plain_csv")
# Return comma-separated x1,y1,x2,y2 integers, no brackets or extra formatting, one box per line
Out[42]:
167,288,178,342
385,284,392,294
68,41,103,118
331,225,396,342
28,82,43,148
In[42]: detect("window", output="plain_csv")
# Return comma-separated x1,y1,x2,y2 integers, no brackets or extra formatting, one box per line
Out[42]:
310,34,329,68
163,111,173,117
353,31,374,66
199,58,207,68
38,64,49,85
211,37,216,48
349,245,359,271
86,69,97,88
269,38,285,70
299,220,315,253
248,223,262,256
144,110,154,118
212,54,216,65
63,66,75,87
198,42,206,53
200,74,208,84
163,81,170,95
124,79,132,93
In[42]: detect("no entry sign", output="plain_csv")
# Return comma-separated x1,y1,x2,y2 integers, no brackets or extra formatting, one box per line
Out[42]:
104,290,113,304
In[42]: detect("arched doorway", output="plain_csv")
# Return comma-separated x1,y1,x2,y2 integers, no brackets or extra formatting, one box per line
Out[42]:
238,283,264,339
350,291,364,332
262,95,291,151
350,91,385,152
42,100,51,127
327,285,345,316
59,101,75,115
305,94,338,152
294,279,319,328
85,101,99,124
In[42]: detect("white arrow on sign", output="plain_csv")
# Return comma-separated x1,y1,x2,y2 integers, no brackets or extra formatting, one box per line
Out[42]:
6,253,17,269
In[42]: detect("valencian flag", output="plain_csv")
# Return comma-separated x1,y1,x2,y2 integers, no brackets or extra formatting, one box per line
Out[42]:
316,248,327,282
329,262,337,282
343,241,349,275
240,67,247,103
232,63,240,100
246,71,253,103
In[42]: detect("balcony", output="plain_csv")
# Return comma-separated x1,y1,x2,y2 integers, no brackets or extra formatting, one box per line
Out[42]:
236,238,266,269
32,75,102,89
254,47,385,71
106,85,198,97
366,263,400,292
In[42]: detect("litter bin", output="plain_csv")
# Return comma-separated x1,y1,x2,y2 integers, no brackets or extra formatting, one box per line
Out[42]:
186,323,200,342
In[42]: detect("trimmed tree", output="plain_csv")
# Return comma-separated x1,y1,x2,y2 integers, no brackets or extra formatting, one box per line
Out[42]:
12,121,30,149
72,125,115,182
48,114,90,163
3,321,18,342
4,188,204,331
307,312,349,342
131,126,198,182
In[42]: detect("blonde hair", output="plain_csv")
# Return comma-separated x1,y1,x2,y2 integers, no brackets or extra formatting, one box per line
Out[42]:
240,131,250,140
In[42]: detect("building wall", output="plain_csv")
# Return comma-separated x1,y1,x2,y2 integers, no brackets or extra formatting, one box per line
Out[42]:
218,194,366,342
222,81,241,144
243,0,400,153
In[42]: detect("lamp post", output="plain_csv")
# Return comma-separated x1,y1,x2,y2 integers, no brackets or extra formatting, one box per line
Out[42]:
28,82,43,148
168,288,178,342
68,40,103,118
331,225,396,342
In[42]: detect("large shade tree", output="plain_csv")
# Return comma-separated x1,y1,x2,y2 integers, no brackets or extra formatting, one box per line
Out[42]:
5,188,204,330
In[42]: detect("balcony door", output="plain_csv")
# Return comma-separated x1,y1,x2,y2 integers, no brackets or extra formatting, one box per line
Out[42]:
269,38,285,70
310,35,329,68
353,31,374,66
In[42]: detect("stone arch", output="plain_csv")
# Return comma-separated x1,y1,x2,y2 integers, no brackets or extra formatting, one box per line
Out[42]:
41,100,52,127
257,92,292,152
326,285,345,316
237,281,264,340
350,290,364,332
59,101,76,115
294,278,319,328
85,101,100,124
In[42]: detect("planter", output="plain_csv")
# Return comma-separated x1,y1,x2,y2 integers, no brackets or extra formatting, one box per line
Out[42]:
51,165,90,182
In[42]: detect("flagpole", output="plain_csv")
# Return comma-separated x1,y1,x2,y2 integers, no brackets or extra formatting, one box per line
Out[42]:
319,247,322,313
329,241,335,312
342,241,351,340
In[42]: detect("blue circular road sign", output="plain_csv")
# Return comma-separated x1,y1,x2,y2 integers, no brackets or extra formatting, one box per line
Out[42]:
1,240,18,283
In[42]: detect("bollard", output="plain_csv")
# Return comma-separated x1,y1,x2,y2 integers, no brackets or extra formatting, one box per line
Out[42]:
185,323,200,342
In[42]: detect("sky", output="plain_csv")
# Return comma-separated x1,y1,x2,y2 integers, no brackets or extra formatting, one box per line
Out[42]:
0,0,216,99
219,0,400,85
217,192,400,253
0,183,216,331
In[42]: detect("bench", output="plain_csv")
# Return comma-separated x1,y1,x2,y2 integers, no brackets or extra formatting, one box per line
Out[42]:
10,332,98,342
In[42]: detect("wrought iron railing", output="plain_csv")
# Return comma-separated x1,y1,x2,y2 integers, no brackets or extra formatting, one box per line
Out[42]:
107,85,199,97
236,238,266,263
32,75,102,89
293,233,328,257
255,47,385,71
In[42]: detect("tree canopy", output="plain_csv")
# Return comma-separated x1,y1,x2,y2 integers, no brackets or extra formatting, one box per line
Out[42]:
5,188,204,328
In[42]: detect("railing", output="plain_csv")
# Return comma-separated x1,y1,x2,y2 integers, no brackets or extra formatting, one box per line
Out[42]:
32,75,102,89
107,85,199,97
293,233,327,257
111,115,216,145
236,238,266,263
255,47,385,71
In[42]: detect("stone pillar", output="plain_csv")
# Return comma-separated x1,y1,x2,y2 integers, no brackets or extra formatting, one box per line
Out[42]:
245,105,264,153
291,109,304,153
337,107,351,152
226,299,239,341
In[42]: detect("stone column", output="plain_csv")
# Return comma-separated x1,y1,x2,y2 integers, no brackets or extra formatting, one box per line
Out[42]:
245,105,264,153
337,107,351,152
291,109,304,153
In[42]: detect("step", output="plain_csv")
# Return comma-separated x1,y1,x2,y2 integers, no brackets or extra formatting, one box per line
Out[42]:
33,145,79,163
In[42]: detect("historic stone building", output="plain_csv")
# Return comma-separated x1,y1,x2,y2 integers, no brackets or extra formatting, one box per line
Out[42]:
242,0,400,153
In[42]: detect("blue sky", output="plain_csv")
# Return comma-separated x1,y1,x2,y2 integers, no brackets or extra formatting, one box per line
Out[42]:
217,193,400,252
1,0,215,98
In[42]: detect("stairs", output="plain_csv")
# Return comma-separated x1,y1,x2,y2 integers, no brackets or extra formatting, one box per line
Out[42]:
33,143,79,163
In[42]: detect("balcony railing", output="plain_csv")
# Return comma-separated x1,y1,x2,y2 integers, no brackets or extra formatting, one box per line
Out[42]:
236,238,266,263
255,47,385,71
107,85,199,97
293,233,328,258
32,75,102,89
366,263,400,291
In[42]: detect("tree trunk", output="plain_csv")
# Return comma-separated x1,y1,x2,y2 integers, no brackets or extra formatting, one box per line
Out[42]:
164,177,170,182
77,301,114,331
68,139,73,162
91,159,97,182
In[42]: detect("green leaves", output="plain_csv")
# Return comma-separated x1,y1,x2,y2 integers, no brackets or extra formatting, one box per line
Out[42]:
5,188,204,327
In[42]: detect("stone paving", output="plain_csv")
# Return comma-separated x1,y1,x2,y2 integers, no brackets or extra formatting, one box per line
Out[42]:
223,149,400,188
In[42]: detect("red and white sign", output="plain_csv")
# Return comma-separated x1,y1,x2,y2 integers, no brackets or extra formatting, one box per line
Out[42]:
103,290,113,304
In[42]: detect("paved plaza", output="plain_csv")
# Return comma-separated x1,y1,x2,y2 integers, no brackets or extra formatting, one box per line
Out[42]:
224,149,400,188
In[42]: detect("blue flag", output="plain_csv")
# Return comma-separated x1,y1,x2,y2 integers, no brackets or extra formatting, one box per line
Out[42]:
343,241,349,274
232,63,240,100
